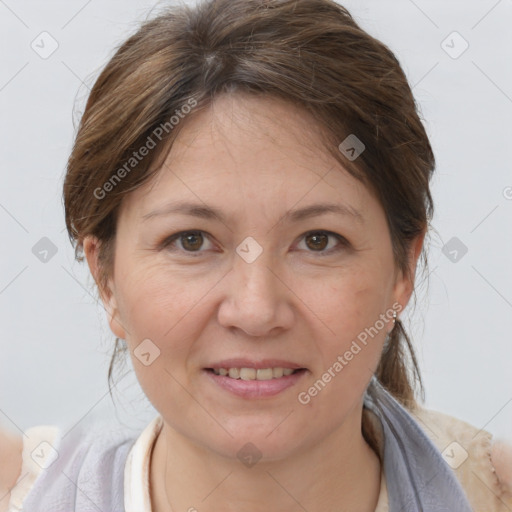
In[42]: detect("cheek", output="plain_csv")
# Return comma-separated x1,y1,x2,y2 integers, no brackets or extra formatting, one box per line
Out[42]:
293,261,392,405
302,263,391,342
295,270,389,417
114,263,207,363
113,266,209,413
117,256,196,324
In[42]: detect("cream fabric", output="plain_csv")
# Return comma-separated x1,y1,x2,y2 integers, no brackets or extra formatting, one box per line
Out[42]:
7,425,59,512
411,406,512,511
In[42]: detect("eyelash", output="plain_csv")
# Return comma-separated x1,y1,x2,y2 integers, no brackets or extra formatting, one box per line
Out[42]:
159,230,349,258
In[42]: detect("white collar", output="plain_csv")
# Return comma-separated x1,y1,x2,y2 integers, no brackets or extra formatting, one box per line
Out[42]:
124,415,164,512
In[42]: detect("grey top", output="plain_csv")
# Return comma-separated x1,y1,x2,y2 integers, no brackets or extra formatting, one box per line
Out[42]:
21,376,472,511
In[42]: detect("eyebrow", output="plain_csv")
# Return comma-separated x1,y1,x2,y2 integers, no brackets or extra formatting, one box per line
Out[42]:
142,200,364,224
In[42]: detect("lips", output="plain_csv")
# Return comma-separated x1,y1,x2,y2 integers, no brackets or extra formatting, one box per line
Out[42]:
212,367,297,380
205,359,306,381
203,358,308,398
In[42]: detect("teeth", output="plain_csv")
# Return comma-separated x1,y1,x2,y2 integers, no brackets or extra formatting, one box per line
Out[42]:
240,368,256,380
273,367,284,378
256,368,273,380
212,367,300,380
228,368,240,379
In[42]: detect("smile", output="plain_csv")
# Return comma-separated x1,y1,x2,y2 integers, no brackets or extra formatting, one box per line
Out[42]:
204,367,308,399
212,367,298,380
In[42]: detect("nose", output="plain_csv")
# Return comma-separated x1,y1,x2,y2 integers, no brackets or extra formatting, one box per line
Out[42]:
217,249,295,338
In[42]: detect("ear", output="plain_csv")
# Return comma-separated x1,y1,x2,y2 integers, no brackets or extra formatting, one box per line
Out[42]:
392,229,426,315
83,235,127,340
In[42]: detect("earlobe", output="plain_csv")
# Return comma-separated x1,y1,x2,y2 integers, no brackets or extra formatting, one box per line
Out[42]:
83,236,126,339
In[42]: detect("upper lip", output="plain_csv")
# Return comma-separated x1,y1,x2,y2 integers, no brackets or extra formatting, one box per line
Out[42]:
206,358,305,370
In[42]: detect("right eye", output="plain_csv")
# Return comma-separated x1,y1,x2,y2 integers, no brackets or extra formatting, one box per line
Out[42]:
161,230,215,256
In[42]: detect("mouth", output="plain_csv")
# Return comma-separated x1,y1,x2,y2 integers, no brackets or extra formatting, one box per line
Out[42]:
203,364,308,399
205,367,306,380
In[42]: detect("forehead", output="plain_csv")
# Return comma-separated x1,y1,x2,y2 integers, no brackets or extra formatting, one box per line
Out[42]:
119,93,373,223
165,92,337,174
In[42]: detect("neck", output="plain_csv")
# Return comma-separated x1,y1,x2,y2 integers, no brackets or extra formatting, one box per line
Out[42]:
149,404,381,512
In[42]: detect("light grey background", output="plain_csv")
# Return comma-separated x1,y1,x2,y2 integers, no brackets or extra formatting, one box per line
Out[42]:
1,0,511,441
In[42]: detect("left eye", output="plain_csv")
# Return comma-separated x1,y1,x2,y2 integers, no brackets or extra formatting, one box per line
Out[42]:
297,230,348,254
161,230,347,256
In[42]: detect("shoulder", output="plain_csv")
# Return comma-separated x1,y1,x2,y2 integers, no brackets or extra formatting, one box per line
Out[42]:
1,417,140,512
0,428,23,512
410,405,512,511
17,418,138,512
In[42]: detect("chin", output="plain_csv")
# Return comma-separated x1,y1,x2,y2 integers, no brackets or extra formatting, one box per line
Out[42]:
198,418,310,463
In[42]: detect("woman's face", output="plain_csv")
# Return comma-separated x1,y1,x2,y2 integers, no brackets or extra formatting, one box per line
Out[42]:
85,93,420,461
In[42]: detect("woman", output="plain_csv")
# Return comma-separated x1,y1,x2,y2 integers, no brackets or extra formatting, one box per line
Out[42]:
1,0,511,510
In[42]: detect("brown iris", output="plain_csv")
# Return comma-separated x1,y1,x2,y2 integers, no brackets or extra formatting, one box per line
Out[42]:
180,231,204,251
305,232,328,251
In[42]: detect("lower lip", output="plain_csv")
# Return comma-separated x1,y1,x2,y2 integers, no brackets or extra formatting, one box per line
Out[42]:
204,369,307,399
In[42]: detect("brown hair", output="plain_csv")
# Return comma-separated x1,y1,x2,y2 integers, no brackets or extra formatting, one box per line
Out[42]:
64,0,433,410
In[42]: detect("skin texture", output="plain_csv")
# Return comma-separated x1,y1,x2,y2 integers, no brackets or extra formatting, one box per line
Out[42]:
84,93,424,512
